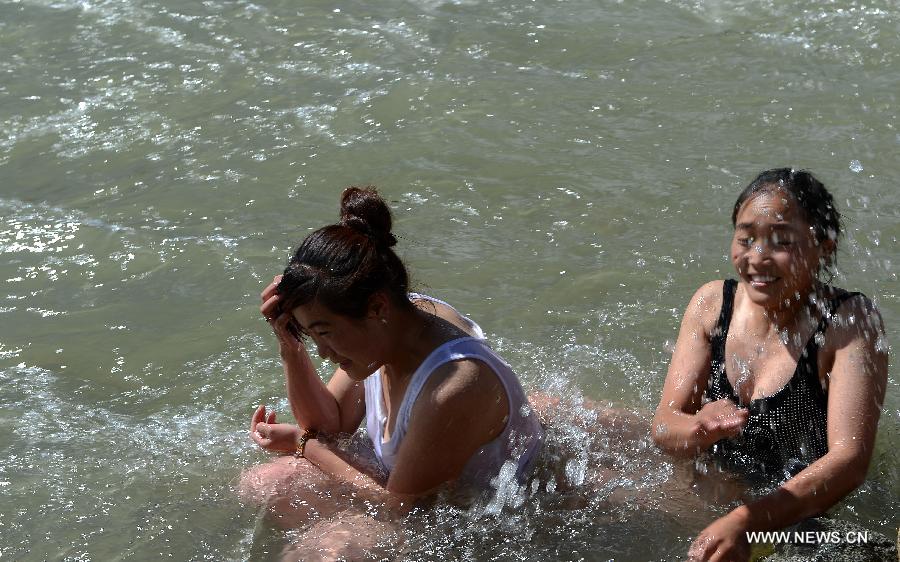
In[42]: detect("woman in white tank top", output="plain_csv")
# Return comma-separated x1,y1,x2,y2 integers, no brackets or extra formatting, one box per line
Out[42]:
240,187,543,537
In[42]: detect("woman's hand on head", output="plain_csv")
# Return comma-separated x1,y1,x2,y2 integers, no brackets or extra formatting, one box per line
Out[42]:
261,275,282,304
249,405,301,453
260,275,305,353
687,511,751,562
694,399,749,445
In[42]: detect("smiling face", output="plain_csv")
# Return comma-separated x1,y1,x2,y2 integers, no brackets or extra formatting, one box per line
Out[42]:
730,188,833,309
291,299,385,381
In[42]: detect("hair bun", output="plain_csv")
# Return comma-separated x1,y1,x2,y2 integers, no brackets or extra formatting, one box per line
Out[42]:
339,186,398,248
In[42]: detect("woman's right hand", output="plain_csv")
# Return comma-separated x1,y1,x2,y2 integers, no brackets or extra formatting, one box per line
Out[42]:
693,399,749,446
260,275,304,353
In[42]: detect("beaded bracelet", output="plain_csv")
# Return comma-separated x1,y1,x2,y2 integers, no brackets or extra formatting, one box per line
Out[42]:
295,429,317,458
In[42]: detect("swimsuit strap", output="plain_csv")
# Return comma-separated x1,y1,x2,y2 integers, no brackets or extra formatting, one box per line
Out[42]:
814,290,862,337
708,280,739,401
711,279,738,355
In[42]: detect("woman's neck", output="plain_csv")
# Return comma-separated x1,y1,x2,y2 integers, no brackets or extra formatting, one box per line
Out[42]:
380,306,435,384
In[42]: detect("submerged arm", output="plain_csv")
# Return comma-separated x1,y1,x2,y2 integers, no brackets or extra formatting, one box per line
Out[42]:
301,438,418,516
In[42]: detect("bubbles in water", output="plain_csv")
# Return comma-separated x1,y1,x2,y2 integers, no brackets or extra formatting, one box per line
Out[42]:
564,456,587,486
849,160,864,173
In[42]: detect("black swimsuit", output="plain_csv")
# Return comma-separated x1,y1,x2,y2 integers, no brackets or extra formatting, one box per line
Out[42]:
705,279,861,479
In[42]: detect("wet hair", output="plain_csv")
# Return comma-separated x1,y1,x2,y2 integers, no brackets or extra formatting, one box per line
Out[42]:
276,186,412,318
732,168,843,278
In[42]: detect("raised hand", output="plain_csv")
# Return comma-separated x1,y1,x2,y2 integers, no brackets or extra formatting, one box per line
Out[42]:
260,275,304,350
250,404,300,453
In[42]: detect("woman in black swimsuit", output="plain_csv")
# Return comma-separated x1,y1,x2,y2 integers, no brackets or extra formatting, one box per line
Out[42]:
651,169,888,562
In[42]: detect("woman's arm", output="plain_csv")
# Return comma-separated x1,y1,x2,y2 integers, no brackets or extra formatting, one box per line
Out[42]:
302,439,417,515
688,296,888,562
260,276,366,435
652,281,749,456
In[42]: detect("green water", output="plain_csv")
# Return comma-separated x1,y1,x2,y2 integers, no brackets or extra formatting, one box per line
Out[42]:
1,0,896,560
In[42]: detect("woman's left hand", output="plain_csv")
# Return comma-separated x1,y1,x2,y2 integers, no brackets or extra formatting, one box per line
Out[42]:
249,405,300,453
687,511,750,562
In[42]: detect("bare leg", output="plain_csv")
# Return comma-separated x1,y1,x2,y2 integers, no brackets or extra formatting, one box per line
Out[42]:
281,513,398,562
239,432,387,529
239,438,399,558
529,391,648,441
238,455,355,528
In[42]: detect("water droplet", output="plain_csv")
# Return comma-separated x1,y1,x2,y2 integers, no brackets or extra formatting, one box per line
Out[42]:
814,332,825,346
849,160,863,173
564,457,587,486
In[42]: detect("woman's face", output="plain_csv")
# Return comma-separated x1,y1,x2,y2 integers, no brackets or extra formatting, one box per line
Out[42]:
291,299,384,380
730,189,831,309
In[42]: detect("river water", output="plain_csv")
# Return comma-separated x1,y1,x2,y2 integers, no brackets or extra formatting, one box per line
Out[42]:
1,0,897,560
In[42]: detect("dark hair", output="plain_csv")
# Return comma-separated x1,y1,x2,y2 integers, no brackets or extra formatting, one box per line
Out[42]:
732,168,842,278
276,186,411,318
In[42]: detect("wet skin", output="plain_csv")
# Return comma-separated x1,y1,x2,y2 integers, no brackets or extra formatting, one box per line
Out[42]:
654,188,887,562
730,190,832,315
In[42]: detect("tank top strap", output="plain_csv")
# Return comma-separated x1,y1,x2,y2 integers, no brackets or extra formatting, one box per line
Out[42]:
408,293,485,340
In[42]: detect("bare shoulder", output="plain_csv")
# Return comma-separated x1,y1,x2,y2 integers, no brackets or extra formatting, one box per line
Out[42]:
694,279,725,306
822,290,888,403
410,359,507,423
683,280,727,334
827,291,887,348
425,359,502,405
386,358,509,493
823,291,887,413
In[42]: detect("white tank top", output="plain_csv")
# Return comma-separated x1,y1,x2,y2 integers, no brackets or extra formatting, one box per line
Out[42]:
363,296,543,489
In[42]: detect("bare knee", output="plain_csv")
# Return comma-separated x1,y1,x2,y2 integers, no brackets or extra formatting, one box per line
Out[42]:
238,455,312,505
237,456,353,526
